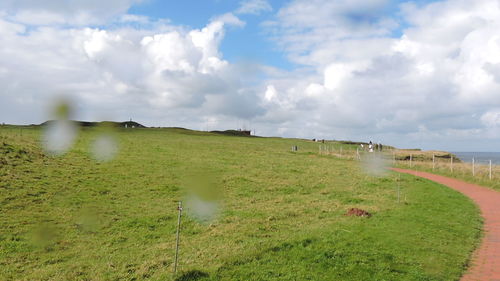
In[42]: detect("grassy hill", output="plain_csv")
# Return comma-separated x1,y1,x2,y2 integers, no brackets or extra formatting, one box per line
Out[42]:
0,126,481,280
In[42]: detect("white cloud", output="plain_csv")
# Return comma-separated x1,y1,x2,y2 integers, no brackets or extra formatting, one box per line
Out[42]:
0,14,264,127
0,0,143,25
258,0,500,150
481,110,500,127
119,14,150,24
1,0,500,150
0,16,25,34
264,85,277,102
236,0,272,15
212,13,245,27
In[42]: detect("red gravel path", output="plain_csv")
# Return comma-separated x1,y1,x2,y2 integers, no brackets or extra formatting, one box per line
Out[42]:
392,168,500,281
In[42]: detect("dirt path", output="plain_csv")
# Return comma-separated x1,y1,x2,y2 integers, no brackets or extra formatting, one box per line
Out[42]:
392,168,500,280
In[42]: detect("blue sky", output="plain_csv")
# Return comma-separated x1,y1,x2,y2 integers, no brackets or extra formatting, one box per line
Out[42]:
126,0,444,71
128,0,292,68
1,0,500,151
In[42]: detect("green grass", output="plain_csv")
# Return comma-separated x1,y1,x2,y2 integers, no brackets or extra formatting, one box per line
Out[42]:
0,126,482,280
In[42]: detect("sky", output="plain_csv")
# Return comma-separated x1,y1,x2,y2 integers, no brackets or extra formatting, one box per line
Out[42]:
1,0,500,151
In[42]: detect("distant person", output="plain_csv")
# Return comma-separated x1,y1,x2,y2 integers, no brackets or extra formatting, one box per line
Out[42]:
379,143,383,151
368,141,373,152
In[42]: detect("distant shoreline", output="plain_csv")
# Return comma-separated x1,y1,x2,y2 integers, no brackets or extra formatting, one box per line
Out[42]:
452,152,500,164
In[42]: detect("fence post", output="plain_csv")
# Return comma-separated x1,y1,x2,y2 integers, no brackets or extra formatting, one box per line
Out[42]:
397,174,401,203
393,152,396,165
432,154,435,171
472,157,475,177
174,201,183,274
489,160,492,180
410,154,413,168
451,156,453,173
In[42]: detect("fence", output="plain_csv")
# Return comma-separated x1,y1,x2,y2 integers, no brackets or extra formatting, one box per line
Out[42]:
394,152,500,181
318,144,361,160
317,145,500,182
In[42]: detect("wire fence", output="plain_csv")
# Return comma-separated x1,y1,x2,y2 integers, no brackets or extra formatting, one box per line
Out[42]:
317,145,500,183
318,144,362,160
394,153,500,181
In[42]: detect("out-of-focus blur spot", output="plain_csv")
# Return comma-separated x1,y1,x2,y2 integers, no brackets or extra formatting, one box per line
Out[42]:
42,119,77,156
360,152,389,177
91,134,118,162
75,208,102,233
41,98,78,156
183,169,222,223
30,222,59,250
54,101,71,119
185,195,219,223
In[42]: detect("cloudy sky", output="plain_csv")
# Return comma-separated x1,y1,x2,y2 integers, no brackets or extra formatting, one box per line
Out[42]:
1,0,500,151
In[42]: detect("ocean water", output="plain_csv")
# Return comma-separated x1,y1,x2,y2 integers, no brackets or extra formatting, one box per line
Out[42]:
452,152,500,165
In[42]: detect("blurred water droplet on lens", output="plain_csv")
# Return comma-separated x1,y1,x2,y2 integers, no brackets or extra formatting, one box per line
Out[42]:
42,120,77,156
361,152,389,177
54,101,71,119
75,208,102,233
42,98,78,156
91,134,118,162
185,195,219,223
182,168,222,223
30,222,59,250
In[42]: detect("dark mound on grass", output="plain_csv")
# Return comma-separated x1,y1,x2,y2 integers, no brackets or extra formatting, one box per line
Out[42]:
345,208,372,217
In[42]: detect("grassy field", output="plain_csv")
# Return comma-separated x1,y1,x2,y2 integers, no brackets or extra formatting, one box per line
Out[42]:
0,126,482,280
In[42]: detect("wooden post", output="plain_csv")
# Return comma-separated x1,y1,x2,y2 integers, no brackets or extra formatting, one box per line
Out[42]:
393,152,396,165
451,156,453,173
472,157,475,177
489,160,492,180
174,201,183,274
410,154,413,168
397,174,401,203
432,154,435,171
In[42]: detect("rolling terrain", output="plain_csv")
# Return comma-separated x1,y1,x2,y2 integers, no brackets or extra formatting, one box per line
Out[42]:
0,125,482,280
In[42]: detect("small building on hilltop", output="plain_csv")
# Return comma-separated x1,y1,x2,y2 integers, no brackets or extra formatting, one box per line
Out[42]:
121,120,146,128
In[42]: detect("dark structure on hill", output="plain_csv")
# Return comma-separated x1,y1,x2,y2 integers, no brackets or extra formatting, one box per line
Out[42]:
210,129,252,137
39,120,147,128
120,121,146,128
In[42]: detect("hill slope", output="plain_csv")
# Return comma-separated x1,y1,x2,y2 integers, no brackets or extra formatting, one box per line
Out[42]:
0,126,481,281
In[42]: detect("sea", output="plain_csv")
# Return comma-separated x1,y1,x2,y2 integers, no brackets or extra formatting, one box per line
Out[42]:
452,152,500,165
